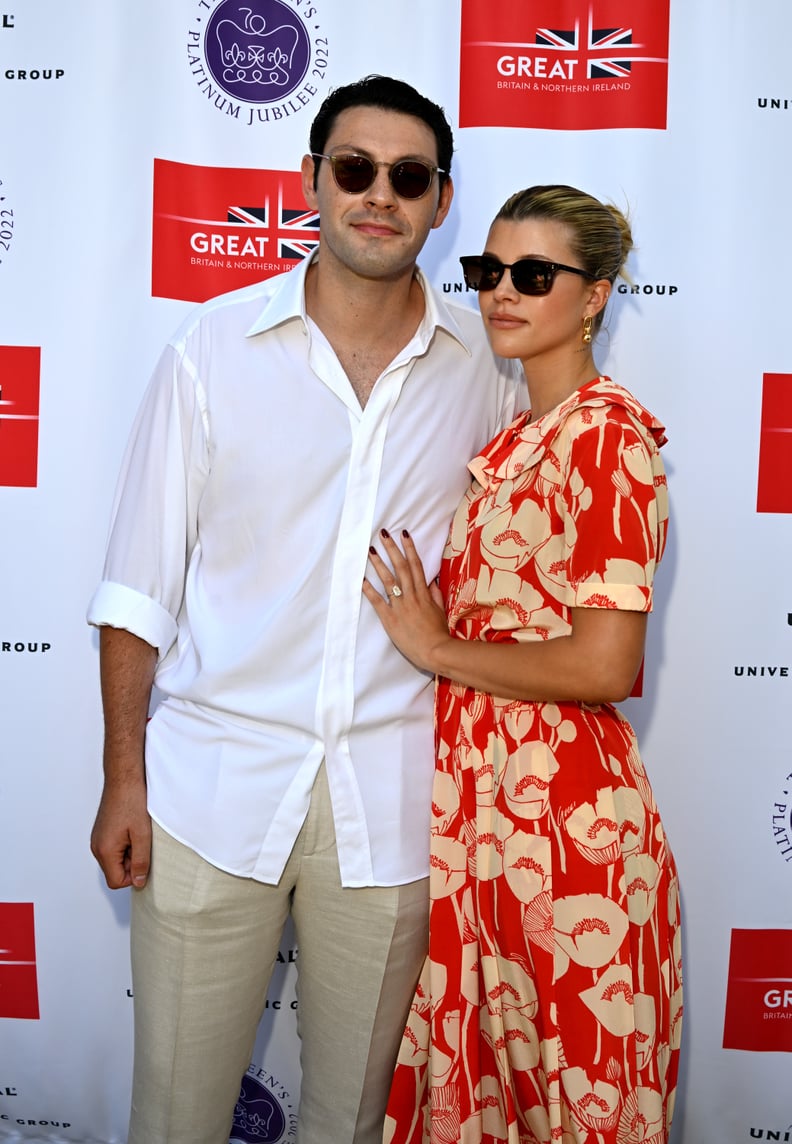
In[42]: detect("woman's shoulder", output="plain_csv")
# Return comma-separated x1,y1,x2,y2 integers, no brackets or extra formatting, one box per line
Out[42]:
560,378,667,450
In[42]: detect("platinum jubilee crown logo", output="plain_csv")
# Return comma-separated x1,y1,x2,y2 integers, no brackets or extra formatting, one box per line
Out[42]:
230,1067,296,1143
188,0,328,126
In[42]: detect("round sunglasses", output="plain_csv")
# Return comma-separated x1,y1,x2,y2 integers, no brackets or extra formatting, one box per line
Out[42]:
460,254,596,296
312,152,445,200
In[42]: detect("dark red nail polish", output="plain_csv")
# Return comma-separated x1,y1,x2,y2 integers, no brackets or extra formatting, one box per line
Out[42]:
402,529,410,538
380,528,390,539
369,546,376,554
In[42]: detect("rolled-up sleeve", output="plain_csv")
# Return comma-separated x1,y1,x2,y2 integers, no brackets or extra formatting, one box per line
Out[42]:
86,342,209,658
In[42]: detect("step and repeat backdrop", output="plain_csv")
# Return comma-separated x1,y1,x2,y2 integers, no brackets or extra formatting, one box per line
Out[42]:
1,1,790,1142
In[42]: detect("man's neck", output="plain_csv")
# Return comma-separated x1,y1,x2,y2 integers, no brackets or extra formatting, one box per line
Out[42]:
304,258,427,407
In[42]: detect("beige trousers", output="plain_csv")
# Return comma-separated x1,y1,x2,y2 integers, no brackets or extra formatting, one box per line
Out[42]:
128,764,429,1144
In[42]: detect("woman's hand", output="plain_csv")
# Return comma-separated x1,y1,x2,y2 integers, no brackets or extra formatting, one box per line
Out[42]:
362,530,452,674
364,531,647,704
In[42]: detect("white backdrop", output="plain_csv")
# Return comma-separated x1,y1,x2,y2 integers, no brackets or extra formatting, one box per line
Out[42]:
1,2,791,1142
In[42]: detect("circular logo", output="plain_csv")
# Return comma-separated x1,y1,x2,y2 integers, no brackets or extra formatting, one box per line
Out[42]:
205,0,310,104
230,1072,289,1144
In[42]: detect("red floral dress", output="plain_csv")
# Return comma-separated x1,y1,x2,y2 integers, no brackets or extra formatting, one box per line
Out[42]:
385,378,683,1144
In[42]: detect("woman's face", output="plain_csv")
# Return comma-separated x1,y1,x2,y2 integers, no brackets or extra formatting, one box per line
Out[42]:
476,217,603,368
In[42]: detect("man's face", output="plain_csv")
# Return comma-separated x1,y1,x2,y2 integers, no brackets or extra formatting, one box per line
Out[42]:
301,104,453,283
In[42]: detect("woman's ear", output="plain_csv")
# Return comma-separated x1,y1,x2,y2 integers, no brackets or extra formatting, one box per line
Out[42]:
586,278,612,319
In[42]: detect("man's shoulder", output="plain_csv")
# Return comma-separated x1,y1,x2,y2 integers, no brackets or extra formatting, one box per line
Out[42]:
169,268,297,348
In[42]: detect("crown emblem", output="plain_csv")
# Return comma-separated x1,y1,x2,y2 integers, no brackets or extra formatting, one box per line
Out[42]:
214,10,300,90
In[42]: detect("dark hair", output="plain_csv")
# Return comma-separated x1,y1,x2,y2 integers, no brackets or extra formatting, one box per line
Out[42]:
309,74,453,189
495,185,634,332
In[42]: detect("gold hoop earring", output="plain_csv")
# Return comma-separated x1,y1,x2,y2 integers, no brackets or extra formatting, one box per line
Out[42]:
582,315,594,344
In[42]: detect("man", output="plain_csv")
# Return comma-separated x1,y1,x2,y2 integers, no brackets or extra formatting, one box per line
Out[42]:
88,74,522,1144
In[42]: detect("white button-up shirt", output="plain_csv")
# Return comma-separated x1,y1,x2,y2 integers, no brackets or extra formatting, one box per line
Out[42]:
87,255,524,886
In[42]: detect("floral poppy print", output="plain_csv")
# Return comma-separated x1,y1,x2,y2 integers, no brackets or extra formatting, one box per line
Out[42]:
385,379,682,1144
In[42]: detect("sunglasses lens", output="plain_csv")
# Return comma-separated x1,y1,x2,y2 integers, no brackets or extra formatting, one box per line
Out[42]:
328,155,435,198
390,160,434,199
460,257,561,295
460,257,503,291
332,155,376,193
460,258,481,290
511,259,554,295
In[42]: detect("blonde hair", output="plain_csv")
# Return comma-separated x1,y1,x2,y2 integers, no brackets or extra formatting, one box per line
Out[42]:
495,185,633,331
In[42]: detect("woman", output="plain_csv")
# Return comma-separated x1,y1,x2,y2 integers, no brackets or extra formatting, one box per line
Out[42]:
364,185,683,1144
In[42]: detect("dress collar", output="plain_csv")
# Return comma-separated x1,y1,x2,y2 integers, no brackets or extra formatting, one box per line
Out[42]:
469,376,667,488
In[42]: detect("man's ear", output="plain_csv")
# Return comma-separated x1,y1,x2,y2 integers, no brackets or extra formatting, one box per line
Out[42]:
430,176,454,231
301,153,318,209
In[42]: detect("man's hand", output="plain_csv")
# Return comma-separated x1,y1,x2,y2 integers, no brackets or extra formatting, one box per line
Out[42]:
91,626,158,889
90,774,152,889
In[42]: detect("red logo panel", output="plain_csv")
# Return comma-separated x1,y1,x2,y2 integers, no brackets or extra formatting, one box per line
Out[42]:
152,159,320,303
460,0,670,130
757,373,792,513
0,346,40,488
0,903,40,1020
723,928,792,1052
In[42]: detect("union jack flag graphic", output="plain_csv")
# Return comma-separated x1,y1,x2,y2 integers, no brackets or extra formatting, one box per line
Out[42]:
460,0,670,131
227,205,268,225
153,159,320,303
226,203,321,261
277,207,321,261
534,20,659,80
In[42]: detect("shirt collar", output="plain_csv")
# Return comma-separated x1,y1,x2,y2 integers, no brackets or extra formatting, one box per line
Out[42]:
416,269,471,352
243,251,471,351
244,250,314,338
